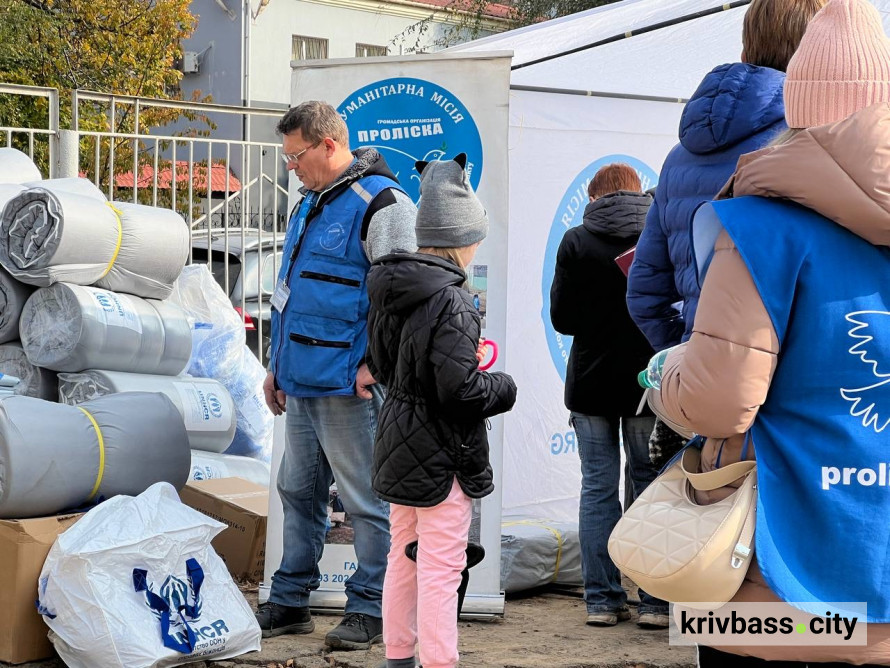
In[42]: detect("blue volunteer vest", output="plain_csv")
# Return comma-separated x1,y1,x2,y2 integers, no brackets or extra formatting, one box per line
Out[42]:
270,174,403,397
708,196,890,621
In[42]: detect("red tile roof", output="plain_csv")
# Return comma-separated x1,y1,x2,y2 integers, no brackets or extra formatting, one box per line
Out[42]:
115,162,242,193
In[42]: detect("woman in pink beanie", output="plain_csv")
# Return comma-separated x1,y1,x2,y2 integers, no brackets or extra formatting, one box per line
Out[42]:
645,0,890,665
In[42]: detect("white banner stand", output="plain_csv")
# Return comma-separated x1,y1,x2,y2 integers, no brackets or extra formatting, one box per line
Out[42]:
261,51,512,616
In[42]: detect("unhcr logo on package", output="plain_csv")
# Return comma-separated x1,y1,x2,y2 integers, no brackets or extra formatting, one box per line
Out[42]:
194,388,224,421
143,572,233,651
669,602,867,646
206,393,224,419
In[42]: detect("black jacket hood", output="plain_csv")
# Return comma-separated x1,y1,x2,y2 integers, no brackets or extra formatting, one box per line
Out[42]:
368,252,466,316
582,190,651,239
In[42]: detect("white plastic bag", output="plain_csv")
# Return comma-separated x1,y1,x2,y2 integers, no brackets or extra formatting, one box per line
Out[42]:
168,264,273,460
38,482,261,668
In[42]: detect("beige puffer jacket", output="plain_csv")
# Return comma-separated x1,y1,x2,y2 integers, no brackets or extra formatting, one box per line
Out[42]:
656,102,890,664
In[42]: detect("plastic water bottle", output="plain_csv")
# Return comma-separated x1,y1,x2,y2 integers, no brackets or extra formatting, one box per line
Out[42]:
637,348,673,390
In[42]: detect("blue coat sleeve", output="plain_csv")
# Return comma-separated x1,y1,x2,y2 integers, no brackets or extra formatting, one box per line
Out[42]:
626,195,685,351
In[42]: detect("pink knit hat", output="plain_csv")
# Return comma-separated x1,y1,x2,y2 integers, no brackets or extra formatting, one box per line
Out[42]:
784,0,890,129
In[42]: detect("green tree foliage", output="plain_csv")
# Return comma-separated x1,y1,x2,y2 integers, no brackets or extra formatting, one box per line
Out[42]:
0,0,210,183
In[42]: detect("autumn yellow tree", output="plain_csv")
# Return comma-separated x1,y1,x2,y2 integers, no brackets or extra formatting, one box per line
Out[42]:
0,0,209,184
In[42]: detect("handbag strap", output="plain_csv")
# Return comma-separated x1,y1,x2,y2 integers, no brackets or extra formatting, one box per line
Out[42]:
731,478,758,569
680,443,759,570
681,447,756,491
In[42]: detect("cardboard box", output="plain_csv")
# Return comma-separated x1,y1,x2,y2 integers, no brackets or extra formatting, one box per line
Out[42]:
0,513,81,664
179,477,268,582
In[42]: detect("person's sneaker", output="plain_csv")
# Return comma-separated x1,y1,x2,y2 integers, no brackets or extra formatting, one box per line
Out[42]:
325,612,383,650
637,612,671,629
586,607,632,627
255,601,314,638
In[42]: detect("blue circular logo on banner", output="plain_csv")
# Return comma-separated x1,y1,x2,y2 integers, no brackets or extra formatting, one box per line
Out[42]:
338,77,483,202
541,155,659,381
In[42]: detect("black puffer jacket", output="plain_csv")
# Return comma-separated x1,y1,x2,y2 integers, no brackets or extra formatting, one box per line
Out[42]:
367,252,517,507
550,191,655,417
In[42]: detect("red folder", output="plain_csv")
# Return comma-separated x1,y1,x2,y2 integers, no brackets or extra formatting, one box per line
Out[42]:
615,246,636,277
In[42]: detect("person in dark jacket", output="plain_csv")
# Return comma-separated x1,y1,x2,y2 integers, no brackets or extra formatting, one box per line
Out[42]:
550,163,666,629
367,154,516,668
626,0,826,352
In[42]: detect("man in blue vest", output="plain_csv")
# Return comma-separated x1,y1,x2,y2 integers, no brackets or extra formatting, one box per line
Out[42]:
258,101,416,649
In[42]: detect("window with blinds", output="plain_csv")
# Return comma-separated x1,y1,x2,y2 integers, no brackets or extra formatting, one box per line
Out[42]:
292,35,329,61
355,43,388,57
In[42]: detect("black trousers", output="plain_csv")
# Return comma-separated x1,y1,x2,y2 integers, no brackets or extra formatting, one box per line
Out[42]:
698,646,883,667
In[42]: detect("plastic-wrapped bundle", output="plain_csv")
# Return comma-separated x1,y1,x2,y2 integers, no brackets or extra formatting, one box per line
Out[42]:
0,265,34,344
58,370,236,453
168,265,273,460
0,341,58,400
167,264,245,379
0,148,41,184
0,392,190,518
224,352,273,460
190,450,272,487
0,178,188,299
500,517,583,593
19,283,191,374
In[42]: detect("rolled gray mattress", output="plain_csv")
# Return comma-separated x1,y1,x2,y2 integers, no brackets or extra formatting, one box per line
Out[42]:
0,392,190,518
0,178,188,299
58,370,236,453
0,341,57,400
19,283,191,374
0,265,34,344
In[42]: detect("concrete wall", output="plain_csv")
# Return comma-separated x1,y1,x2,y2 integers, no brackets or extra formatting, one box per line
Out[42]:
248,0,467,107
181,0,498,111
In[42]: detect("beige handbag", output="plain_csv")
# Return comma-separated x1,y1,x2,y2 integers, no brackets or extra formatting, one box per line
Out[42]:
608,446,756,610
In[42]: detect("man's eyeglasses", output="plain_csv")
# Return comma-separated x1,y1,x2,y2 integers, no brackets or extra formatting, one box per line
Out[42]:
280,140,323,164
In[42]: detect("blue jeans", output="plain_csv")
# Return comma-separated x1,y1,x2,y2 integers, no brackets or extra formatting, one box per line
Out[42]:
571,413,667,615
270,386,390,616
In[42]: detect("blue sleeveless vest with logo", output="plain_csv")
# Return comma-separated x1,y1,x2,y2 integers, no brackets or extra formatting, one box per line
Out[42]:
710,196,890,621
271,174,403,397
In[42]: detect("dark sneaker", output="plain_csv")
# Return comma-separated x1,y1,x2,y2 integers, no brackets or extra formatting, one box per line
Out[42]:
255,601,314,638
325,612,383,650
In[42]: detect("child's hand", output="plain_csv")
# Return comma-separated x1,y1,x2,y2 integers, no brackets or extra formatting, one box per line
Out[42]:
476,338,486,365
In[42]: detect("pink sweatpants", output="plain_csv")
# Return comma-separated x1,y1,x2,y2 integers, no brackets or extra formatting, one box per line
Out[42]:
383,478,472,668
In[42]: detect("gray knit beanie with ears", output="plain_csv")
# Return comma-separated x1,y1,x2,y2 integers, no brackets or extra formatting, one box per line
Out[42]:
414,153,488,248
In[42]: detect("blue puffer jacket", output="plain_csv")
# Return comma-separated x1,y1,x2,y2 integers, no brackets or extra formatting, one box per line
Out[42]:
627,63,786,351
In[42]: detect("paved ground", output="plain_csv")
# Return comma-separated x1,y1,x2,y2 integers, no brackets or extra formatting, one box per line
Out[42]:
9,585,696,668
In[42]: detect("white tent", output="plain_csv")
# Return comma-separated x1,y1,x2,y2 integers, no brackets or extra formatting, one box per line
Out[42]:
449,0,890,522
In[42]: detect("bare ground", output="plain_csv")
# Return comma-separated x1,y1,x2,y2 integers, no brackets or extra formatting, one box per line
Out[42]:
8,585,695,668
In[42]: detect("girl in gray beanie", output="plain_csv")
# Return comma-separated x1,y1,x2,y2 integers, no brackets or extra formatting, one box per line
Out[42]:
366,154,516,668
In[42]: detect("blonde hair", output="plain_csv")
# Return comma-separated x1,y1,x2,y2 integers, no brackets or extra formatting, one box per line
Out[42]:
418,246,469,268
769,127,805,146
743,0,827,72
